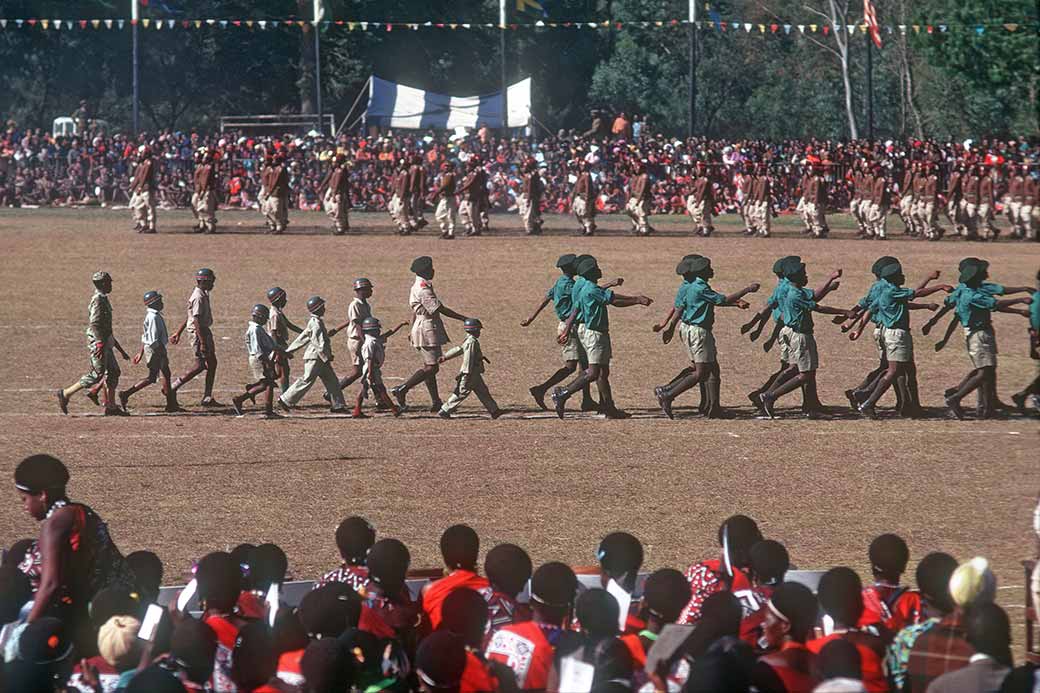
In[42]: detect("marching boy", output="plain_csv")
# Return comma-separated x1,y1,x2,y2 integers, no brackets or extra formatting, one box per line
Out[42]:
57,271,130,416
170,268,222,407
266,287,304,392
438,318,505,419
119,291,181,413
278,296,348,413
352,317,406,418
232,304,282,418
327,278,378,401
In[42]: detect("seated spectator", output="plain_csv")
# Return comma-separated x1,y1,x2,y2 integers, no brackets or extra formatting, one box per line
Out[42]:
620,568,691,675
814,638,865,692
125,550,164,604
480,543,533,641
193,551,248,692
679,515,763,624
316,516,376,590
807,567,888,692
738,539,791,646
594,532,645,632
860,534,922,634
357,539,420,656
5,617,75,691
299,637,356,693
68,615,142,692
421,525,490,632
752,582,820,693
925,603,1012,693
416,631,469,693
438,587,500,693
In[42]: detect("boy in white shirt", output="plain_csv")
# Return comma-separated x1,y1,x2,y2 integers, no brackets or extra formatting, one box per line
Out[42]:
352,317,406,418
279,296,347,413
438,318,505,419
232,304,282,418
119,291,180,413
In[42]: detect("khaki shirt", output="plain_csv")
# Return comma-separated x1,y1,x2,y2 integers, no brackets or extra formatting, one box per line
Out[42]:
267,306,289,347
286,314,332,362
443,334,484,375
409,276,449,348
186,287,213,334
86,290,113,342
346,298,372,359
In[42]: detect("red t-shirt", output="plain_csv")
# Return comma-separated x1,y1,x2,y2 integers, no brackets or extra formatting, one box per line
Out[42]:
754,641,818,693
859,583,922,633
485,621,562,690
276,648,305,688
460,650,498,693
679,559,752,625
807,631,888,693
422,570,490,630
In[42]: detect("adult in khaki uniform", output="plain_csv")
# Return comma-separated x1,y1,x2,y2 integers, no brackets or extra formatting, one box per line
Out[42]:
654,256,759,419
278,296,347,413
456,159,480,236
191,149,219,234
267,152,291,234
1004,163,1031,239
624,161,653,236
849,163,868,237
169,268,222,407
867,167,890,240
551,256,653,419
431,162,459,240
57,272,130,416
804,165,829,238
750,163,772,237
408,154,428,230
796,168,813,234
685,162,715,237
976,164,998,240
898,162,918,236
321,154,351,235
570,160,597,236
517,159,544,235
129,145,157,233
944,163,966,235
438,319,504,419
916,162,945,241
392,256,470,412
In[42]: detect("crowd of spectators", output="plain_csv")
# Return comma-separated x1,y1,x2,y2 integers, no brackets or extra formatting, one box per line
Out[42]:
2,453,1040,692
2,116,1037,219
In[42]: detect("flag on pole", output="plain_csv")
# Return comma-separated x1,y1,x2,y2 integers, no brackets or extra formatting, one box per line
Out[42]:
863,0,881,47
516,0,545,17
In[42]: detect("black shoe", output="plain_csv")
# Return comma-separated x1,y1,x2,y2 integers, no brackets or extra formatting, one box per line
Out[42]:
491,409,507,419
391,386,407,411
104,407,130,417
579,398,600,412
655,386,674,420
603,407,632,419
429,400,444,413
858,403,878,420
945,396,965,420
57,390,69,415
551,387,567,419
231,397,245,416
844,388,860,409
118,390,130,412
165,402,187,413
760,394,777,419
747,391,764,413
278,399,292,413
529,386,548,411
1011,392,1027,413
438,409,451,419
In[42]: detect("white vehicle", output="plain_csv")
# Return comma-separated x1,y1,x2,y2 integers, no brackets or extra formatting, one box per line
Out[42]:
52,116,111,137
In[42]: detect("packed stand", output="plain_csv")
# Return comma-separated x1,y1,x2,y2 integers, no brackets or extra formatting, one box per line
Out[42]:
3,453,1039,692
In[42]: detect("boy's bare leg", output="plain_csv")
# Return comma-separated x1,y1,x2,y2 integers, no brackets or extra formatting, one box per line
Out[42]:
423,371,443,411
749,362,787,411
760,370,812,418
655,363,707,419
531,362,577,410
859,363,904,418
945,367,987,419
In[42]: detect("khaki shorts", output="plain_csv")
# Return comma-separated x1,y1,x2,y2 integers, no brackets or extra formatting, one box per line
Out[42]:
249,354,275,382
873,327,885,361
347,338,363,367
965,328,997,369
144,344,169,380
680,323,717,363
578,324,612,365
559,321,581,362
191,331,216,361
787,330,819,373
416,345,443,366
882,327,914,363
778,325,793,364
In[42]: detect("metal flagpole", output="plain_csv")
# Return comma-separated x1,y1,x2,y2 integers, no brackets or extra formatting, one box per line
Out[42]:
500,0,508,133
132,0,139,134
866,31,874,140
314,0,324,134
688,0,697,137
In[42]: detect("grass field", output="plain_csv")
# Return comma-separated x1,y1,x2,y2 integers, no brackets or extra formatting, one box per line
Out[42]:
0,207,1036,627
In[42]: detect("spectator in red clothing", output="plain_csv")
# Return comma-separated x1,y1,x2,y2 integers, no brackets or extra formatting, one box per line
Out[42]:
679,514,763,624
905,557,996,693
298,637,356,693
358,539,420,656
421,525,490,631
417,630,469,693
298,583,361,640
807,567,888,693
620,568,691,686
480,543,533,641
193,551,250,693
229,621,283,692
859,534,922,634
438,588,501,693
814,637,864,692
751,582,819,693
316,516,375,590
739,540,791,647
611,112,632,141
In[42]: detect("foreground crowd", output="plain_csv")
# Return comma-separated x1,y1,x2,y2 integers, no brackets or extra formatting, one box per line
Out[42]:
56,252,1040,421
3,454,1039,692
3,123,1038,241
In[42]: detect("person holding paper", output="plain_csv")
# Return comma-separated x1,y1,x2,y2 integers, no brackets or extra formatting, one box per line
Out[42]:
619,568,691,680
595,532,645,633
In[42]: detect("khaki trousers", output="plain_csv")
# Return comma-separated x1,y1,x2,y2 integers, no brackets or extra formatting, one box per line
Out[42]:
280,358,345,408
441,372,499,414
323,190,349,233
130,190,156,231
435,197,458,237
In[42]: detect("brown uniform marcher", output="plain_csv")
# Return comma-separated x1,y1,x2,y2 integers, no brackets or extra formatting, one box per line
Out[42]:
805,168,829,238
750,164,772,237
457,157,486,236
1005,167,1029,239
945,165,966,234
257,155,273,230
624,162,652,235
850,165,868,236
191,150,218,234
915,164,945,241
432,163,458,239
738,169,754,235
129,147,157,233
856,169,875,237
389,159,414,234
169,268,222,407
977,166,998,240
409,155,428,230
570,161,597,236
685,164,715,237
898,164,917,236
517,159,544,235
266,155,290,234
868,169,890,240
322,155,351,235
961,168,981,239
796,170,812,233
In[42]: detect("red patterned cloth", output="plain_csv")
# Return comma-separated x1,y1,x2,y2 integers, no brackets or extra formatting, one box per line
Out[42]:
678,558,752,625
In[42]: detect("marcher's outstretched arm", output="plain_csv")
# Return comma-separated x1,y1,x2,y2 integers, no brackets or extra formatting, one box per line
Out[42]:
520,296,552,327
814,269,842,301
722,283,760,307
654,307,676,332
611,293,653,308
915,270,941,292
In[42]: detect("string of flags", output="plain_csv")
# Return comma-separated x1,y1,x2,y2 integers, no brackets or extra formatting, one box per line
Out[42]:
0,17,1035,36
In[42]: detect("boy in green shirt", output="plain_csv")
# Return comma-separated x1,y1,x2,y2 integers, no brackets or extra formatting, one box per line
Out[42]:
520,254,597,412
1011,271,1039,413
653,254,710,414
552,256,653,419
654,256,759,419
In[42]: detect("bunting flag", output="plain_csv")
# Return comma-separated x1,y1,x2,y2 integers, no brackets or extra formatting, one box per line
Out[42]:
0,15,1034,34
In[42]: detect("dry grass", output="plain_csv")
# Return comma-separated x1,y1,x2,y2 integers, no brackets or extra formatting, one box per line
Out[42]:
0,207,1035,627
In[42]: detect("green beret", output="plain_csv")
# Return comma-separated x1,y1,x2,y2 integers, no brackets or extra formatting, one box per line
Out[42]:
871,256,899,277
783,259,806,278
958,259,988,284
410,256,433,275
686,256,711,275
879,262,902,279
772,257,791,275
677,254,702,275
958,257,983,271
15,454,70,494
556,254,577,269
575,256,599,276
92,271,111,283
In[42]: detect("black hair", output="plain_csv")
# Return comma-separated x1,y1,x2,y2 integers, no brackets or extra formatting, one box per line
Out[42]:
817,567,864,627
248,543,288,592
484,544,532,598
915,552,958,615
439,587,488,647
641,568,691,624
170,618,218,684
576,589,620,638
335,517,375,564
195,552,241,613
439,524,480,571
750,540,790,586
769,582,818,642
717,515,763,570
868,533,910,579
966,603,1012,668
817,638,862,681
597,532,643,590
231,621,277,691
366,539,411,594
302,638,356,693
125,551,163,602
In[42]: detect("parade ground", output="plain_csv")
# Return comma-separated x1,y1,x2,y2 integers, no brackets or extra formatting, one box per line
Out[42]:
0,208,1035,607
